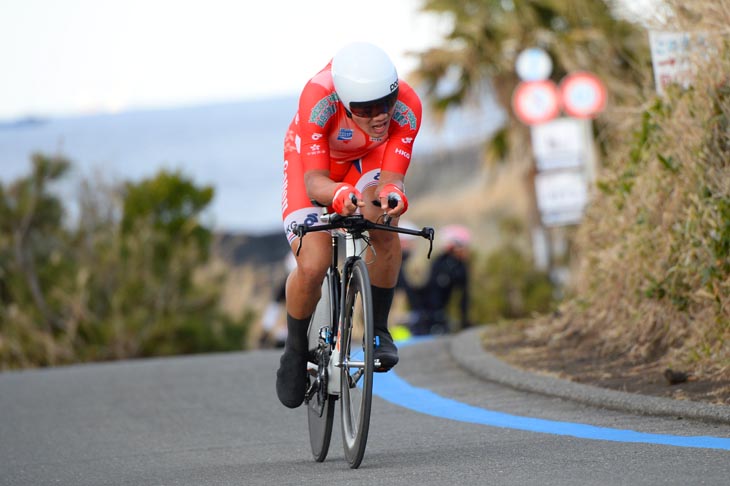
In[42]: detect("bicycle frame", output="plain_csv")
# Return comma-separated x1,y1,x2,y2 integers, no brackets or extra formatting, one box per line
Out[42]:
298,211,434,467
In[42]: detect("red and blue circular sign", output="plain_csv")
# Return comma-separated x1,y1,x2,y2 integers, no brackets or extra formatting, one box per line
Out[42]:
559,71,607,119
511,80,561,125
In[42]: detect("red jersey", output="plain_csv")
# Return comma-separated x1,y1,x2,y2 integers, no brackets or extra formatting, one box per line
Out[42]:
284,61,422,182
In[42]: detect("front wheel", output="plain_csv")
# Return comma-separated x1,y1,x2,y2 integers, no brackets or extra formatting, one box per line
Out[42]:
339,258,373,469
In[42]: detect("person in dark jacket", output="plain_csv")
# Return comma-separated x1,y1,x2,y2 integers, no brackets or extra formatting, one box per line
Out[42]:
411,225,471,335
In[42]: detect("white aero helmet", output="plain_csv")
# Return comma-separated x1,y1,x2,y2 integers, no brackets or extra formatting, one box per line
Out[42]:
331,42,400,117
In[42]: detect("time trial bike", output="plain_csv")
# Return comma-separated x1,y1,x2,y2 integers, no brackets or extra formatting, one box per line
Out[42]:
294,204,434,469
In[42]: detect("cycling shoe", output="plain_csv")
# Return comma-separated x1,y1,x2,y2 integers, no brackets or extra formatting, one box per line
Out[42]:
373,330,399,372
276,349,308,408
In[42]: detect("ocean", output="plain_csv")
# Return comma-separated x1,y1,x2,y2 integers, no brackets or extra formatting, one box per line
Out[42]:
0,93,504,234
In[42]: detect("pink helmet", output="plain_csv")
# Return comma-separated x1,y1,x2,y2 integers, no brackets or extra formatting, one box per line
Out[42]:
440,224,472,248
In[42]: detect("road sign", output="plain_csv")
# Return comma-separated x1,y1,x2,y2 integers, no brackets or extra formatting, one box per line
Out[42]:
648,30,703,96
512,80,560,125
515,48,553,82
534,169,589,226
530,117,587,171
559,72,607,119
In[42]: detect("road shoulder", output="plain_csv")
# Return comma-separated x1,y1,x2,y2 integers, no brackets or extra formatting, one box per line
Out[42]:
449,326,730,425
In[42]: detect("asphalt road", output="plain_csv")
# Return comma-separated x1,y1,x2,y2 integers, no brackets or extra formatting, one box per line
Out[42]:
1,336,729,486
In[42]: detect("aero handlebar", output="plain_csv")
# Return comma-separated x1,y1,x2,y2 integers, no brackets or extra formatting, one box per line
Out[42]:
295,213,435,258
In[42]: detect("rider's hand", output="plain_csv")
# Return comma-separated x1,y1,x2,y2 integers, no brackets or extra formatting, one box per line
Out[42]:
332,182,363,216
378,183,408,216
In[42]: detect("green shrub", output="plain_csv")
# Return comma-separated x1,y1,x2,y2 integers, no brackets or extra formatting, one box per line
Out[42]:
0,155,252,369
470,243,555,324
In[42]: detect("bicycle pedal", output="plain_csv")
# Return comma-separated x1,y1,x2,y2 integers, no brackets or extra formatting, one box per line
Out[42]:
373,356,396,372
305,379,320,401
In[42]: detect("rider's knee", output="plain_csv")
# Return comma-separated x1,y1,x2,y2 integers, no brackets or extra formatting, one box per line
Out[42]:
293,252,328,286
369,228,399,250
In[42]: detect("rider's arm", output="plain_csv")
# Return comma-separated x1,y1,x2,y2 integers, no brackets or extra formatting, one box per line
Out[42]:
376,83,422,217
304,169,338,206
297,72,336,173
376,170,406,216
304,169,364,215
379,86,421,176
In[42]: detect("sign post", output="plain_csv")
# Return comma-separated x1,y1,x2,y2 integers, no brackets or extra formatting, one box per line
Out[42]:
511,48,606,281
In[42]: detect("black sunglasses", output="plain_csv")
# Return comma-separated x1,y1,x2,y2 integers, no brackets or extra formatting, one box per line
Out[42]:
349,88,399,118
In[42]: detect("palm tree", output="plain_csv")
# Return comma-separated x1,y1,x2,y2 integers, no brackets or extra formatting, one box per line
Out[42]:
411,0,652,162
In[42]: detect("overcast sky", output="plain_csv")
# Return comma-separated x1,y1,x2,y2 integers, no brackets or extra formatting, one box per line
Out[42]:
0,0,448,120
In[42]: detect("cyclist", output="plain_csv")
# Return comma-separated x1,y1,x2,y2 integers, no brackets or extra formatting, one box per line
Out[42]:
277,41,422,408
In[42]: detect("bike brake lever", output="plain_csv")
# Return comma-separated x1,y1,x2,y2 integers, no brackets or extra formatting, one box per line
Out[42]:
295,224,306,256
423,227,435,259
372,197,398,226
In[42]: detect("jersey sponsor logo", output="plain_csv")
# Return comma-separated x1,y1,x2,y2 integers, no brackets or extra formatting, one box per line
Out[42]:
395,148,411,160
286,211,320,239
309,94,338,128
311,133,323,141
392,101,417,130
401,137,413,144
303,212,319,227
337,128,353,141
305,143,326,157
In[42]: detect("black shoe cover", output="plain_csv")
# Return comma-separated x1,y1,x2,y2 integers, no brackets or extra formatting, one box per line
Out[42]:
373,330,399,372
276,350,308,408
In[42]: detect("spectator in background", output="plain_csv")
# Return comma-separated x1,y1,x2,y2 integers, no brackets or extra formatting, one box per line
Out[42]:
410,224,472,335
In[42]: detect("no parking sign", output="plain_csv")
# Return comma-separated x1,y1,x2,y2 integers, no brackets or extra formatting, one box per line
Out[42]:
560,72,607,119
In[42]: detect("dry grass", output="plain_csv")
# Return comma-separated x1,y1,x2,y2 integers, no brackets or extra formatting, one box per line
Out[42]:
525,1,730,383
203,257,288,346
407,156,533,252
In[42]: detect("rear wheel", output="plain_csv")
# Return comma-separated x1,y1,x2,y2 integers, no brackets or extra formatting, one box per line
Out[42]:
340,258,373,469
306,271,337,462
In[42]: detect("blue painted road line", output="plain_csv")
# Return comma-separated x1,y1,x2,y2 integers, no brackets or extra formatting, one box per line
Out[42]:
378,338,730,451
